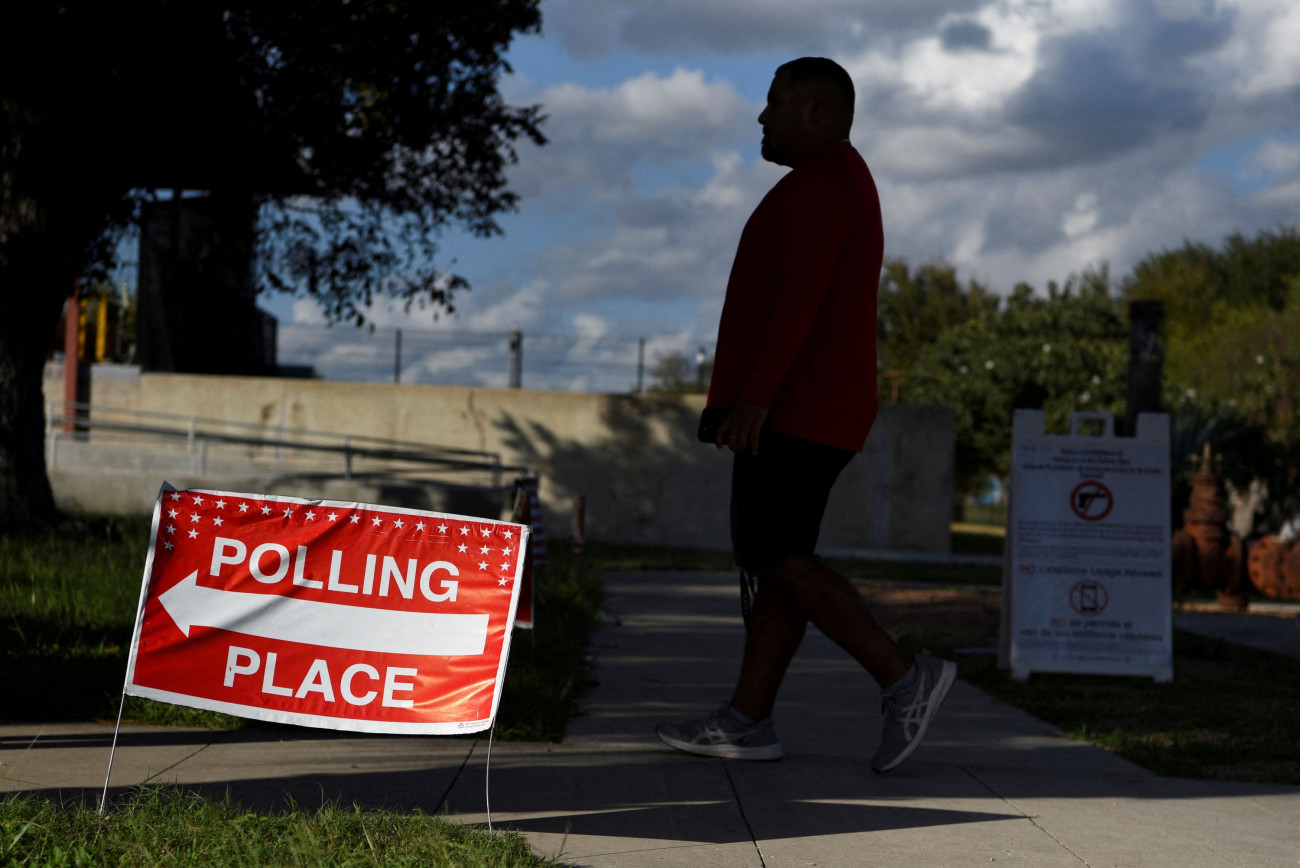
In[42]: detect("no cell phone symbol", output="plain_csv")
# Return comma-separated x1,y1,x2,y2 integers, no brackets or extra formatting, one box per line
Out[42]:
1071,480,1113,521
1070,579,1109,616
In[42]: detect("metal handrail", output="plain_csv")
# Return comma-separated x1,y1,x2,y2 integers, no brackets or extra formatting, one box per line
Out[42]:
46,401,530,486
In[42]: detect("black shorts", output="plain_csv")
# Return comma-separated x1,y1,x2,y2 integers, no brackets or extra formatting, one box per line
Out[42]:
730,427,854,577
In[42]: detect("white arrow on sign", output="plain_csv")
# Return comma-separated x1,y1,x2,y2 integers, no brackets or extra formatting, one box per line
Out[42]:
159,571,489,656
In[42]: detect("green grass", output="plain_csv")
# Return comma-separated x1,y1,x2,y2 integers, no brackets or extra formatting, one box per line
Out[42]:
853,582,1300,786
0,788,554,867
0,517,600,741
954,635,1300,784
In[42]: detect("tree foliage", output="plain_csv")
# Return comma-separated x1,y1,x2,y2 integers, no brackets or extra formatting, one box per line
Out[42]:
877,258,998,381
902,268,1128,494
0,1,544,531
1123,228,1300,435
1124,228,1300,526
648,350,712,395
880,227,1300,525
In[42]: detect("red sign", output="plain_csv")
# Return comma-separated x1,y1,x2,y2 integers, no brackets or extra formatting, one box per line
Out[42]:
124,484,529,734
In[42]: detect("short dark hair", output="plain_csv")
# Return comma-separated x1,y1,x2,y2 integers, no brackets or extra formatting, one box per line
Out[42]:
776,57,855,115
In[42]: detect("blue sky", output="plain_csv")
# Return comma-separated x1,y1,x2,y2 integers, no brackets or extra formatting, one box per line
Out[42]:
251,1,1300,389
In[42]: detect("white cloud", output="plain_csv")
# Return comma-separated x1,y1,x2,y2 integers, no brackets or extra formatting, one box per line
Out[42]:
544,0,989,58
509,68,752,200
276,0,1300,395
459,281,550,333
1251,137,1300,176
1213,0,1300,98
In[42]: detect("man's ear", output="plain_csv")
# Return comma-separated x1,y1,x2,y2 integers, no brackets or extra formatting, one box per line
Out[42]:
804,93,836,133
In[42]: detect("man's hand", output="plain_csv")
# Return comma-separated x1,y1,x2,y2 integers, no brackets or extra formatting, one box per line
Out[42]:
715,400,768,456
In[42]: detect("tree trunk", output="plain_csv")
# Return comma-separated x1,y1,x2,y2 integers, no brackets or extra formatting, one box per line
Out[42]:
3,92,129,534
0,275,68,533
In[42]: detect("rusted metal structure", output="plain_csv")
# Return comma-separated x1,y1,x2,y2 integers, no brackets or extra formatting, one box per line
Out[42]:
1172,444,1247,608
1247,534,1300,599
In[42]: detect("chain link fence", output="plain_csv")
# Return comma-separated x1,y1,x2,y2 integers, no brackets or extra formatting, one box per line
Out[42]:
276,323,715,395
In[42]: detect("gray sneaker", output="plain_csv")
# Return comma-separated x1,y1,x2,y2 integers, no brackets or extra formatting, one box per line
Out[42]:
871,655,957,773
656,701,785,760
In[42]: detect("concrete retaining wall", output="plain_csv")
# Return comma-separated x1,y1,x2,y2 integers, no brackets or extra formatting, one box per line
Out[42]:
43,364,955,554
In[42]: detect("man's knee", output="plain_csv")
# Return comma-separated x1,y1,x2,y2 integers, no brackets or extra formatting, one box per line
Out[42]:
754,553,822,589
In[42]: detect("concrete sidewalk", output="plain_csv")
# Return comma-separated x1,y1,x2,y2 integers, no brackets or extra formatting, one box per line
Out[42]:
3,570,1298,866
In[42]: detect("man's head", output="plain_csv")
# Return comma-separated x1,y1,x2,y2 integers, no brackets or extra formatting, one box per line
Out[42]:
759,57,855,167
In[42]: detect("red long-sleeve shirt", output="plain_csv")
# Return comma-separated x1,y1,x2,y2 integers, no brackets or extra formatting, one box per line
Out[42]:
707,140,883,452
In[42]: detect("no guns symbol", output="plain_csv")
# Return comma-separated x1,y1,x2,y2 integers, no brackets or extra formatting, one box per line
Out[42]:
1070,480,1113,521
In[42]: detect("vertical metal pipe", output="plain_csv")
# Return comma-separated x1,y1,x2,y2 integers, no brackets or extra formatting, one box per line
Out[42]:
63,279,80,434
636,337,645,393
508,330,523,388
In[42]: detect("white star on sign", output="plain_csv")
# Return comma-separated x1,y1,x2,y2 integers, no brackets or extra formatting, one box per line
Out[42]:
166,525,176,535
283,507,294,518
503,547,513,556
169,492,182,501
350,515,360,523
193,495,204,505
500,562,511,572
261,505,272,516
480,528,492,538
212,517,223,527
238,502,249,513
305,511,316,521
164,540,174,551
480,545,492,555
438,523,448,534
458,544,468,553
460,526,471,536
478,561,489,571
372,517,383,527
498,577,508,587
394,519,405,529
188,529,199,539
416,521,426,532
328,513,339,522
168,508,179,519
503,530,514,539
214,499,226,509
190,513,201,523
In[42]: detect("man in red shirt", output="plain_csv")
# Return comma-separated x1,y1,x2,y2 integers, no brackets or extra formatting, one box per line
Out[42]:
656,58,956,773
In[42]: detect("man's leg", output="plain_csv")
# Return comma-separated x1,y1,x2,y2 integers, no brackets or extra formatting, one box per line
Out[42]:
729,573,808,721
730,556,911,721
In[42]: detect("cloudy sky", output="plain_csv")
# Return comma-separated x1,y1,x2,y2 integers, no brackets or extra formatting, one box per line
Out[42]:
270,0,1299,391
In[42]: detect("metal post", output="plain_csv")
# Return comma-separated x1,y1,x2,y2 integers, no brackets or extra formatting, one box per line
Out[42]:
63,279,80,434
508,330,523,389
394,328,402,384
1125,301,1164,436
636,337,645,393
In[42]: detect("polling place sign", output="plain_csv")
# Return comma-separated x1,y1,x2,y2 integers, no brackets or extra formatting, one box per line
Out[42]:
124,484,529,734
1001,411,1173,682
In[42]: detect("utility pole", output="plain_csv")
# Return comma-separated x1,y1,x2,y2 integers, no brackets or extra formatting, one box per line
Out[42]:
1125,301,1164,436
636,337,645,393
508,330,523,388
